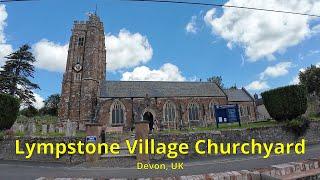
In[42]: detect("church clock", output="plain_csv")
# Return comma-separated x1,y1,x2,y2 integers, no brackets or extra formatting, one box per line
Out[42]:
73,64,82,72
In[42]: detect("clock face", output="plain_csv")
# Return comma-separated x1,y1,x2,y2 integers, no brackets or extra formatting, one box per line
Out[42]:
73,64,82,72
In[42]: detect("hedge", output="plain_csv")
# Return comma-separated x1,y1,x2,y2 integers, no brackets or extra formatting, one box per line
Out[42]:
0,93,20,130
261,85,307,121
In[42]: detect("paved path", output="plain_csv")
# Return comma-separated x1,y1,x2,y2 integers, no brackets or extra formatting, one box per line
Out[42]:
0,144,320,180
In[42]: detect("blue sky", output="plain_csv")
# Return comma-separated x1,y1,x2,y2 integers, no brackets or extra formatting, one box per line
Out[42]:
0,0,320,108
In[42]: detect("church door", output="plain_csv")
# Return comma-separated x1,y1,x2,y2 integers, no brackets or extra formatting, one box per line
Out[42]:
143,112,154,132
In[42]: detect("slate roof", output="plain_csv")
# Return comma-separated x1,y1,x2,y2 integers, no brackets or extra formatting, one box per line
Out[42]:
100,81,226,98
224,89,254,102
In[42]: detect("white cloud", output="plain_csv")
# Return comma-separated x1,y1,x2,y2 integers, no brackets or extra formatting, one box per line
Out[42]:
290,68,306,85
316,62,320,67
186,15,198,34
260,62,293,79
32,29,152,73
0,4,13,66
106,29,153,71
32,93,45,109
245,80,269,91
121,63,186,81
33,39,68,72
204,0,320,60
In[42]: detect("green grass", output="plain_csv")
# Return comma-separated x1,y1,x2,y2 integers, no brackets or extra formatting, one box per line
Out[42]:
309,113,320,121
157,120,280,134
14,131,25,137
75,131,86,137
0,131,4,139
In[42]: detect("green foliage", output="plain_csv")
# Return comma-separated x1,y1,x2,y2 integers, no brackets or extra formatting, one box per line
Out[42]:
261,85,307,121
207,76,224,88
0,93,20,130
0,44,40,106
0,131,4,139
229,84,238,90
39,94,60,116
20,106,39,117
16,115,58,124
284,118,310,138
299,64,320,97
14,131,25,137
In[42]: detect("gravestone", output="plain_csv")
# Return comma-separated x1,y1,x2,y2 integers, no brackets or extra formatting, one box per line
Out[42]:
42,124,48,135
26,122,36,136
58,126,63,134
66,120,76,137
11,123,19,132
18,124,24,132
49,124,55,133
72,122,77,136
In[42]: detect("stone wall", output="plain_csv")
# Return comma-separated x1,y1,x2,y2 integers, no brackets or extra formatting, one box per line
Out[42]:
0,137,85,164
149,121,320,160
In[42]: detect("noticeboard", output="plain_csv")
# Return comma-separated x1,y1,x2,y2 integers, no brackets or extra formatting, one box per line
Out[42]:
86,136,97,143
214,104,241,128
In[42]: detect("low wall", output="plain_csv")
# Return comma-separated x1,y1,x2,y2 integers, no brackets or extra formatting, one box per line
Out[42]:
0,137,85,164
149,121,320,160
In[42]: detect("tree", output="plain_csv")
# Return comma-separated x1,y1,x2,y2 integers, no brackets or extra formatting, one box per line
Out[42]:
207,76,224,88
229,84,238,90
39,94,60,116
0,94,20,130
261,85,307,121
0,44,40,106
20,105,39,118
299,64,320,97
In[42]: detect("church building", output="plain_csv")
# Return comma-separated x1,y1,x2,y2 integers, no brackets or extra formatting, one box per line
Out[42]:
58,14,257,131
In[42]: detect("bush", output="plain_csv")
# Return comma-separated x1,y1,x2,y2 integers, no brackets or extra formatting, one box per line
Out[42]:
261,85,307,121
20,106,39,117
0,94,20,130
284,118,310,138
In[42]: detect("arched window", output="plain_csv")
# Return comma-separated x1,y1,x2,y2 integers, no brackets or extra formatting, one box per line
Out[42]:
111,100,125,125
209,101,215,119
188,103,199,121
163,102,176,122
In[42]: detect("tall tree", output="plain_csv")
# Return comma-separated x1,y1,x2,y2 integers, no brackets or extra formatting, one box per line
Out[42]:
229,84,238,90
0,44,40,106
39,94,60,116
299,65,320,97
207,76,224,88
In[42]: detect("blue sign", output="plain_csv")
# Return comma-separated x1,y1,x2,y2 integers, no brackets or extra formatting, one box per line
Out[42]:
86,136,97,142
214,104,241,128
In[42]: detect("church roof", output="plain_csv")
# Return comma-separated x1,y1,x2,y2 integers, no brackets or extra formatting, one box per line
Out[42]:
100,81,226,98
224,88,254,102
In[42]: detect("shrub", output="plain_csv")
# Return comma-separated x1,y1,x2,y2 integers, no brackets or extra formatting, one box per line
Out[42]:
261,85,307,121
0,94,20,130
284,118,310,138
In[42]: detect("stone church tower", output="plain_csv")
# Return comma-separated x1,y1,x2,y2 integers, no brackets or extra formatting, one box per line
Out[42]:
58,14,106,130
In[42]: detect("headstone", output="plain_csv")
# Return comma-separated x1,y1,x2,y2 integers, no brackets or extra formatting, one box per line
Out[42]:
11,123,19,132
72,122,77,136
58,127,63,134
18,124,24,132
27,122,36,136
49,124,55,133
66,120,72,137
42,124,47,135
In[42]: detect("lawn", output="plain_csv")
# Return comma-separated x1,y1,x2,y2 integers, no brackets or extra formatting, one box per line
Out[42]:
158,120,280,134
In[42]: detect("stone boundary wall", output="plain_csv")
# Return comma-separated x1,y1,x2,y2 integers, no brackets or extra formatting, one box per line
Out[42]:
0,137,85,164
149,121,320,160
